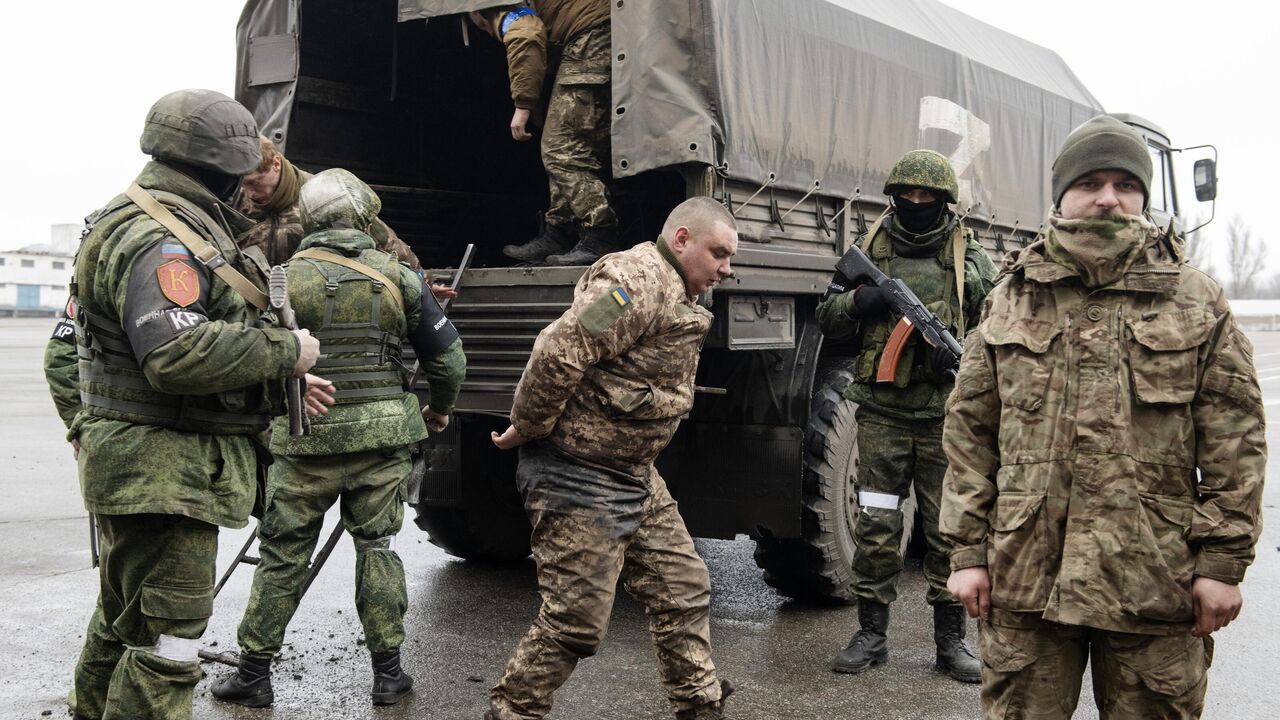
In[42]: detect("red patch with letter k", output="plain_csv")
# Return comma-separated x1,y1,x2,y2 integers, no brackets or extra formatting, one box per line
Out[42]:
157,260,200,307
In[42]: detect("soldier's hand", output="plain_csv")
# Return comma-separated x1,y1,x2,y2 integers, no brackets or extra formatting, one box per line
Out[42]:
491,424,530,450
1191,576,1243,637
511,108,533,141
292,329,321,376
948,567,991,619
302,373,336,416
431,283,459,301
71,438,80,460
423,407,450,433
852,285,889,317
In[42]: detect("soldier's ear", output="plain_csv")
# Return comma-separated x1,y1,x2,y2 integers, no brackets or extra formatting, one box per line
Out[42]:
670,226,692,253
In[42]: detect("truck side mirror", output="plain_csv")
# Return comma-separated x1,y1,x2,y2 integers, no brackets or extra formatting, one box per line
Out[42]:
1193,159,1217,202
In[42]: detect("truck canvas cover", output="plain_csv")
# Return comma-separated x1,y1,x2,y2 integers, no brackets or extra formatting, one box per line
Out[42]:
384,0,1103,226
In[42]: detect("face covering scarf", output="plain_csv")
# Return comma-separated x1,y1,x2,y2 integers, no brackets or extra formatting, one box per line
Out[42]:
1043,214,1160,288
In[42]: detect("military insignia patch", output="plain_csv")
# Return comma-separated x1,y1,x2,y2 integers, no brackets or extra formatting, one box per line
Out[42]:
157,260,199,307
580,286,634,335
161,241,191,259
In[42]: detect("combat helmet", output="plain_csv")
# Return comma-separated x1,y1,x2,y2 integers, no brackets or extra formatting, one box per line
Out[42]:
883,149,959,204
140,89,261,176
299,168,383,235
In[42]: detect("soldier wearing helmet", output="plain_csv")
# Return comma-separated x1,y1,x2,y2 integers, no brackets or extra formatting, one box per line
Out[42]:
815,148,997,683
210,169,466,708
43,89,335,720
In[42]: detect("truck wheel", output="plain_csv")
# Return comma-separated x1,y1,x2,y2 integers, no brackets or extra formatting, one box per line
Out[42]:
411,414,532,561
751,358,915,602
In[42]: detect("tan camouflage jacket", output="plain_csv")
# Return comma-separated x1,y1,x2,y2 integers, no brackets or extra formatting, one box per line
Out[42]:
940,235,1266,635
235,168,421,270
511,239,712,476
487,0,610,109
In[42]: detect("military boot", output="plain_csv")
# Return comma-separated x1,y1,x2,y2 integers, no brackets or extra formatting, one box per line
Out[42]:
934,603,982,683
674,678,735,720
371,649,414,706
502,222,576,264
831,600,890,674
210,653,274,707
544,226,619,266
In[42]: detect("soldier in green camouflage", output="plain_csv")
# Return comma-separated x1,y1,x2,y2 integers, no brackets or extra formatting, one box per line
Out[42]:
469,1,621,266
816,149,996,683
487,197,738,720
44,89,333,720
941,114,1266,719
236,135,423,270
210,169,467,708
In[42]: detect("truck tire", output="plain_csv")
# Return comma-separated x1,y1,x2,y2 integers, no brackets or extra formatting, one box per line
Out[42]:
752,358,915,602
411,414,532,561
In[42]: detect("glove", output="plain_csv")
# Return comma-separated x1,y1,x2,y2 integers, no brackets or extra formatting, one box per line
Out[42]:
930,343,960,379
852,285,889,317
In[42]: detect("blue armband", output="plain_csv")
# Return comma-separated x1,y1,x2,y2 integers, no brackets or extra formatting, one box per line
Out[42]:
500,6,537,38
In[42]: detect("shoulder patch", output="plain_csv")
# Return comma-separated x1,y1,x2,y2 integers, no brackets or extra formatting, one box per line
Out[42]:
580,287,633,335
156,260,200,307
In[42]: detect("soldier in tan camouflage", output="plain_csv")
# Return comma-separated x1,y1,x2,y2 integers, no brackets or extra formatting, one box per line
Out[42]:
236,135,424,271
941,114,1266,719
469,1,621,266
487,197,738,720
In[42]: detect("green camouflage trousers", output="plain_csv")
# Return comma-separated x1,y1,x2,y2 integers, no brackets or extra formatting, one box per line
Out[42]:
489,443,722,720
541,24,617,232
979,618,1213,719
236,447,409,658
851,407,954,605
72,514,217,720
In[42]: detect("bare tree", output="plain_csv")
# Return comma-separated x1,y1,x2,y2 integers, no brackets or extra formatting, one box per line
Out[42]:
1180,209,1217,279
1225,216,1267,299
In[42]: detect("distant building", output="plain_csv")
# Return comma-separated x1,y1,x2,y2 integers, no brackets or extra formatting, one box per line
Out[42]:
0,224,80,317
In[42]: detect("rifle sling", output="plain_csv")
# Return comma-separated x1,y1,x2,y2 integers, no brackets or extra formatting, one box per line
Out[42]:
125,184,270,311
292,248,404,309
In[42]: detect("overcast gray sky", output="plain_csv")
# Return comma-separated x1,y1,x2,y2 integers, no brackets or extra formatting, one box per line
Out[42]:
2,1,1270,275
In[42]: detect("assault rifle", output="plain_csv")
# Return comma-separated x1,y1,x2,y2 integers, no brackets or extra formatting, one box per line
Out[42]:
269,265,310,436
834,243,964,381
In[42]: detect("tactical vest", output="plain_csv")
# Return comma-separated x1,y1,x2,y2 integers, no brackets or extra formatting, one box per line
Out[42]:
75,191,271,434
288,241,408,405
853,219,970,389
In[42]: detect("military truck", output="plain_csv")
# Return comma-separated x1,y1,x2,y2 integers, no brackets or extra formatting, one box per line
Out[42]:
234,0,1218,601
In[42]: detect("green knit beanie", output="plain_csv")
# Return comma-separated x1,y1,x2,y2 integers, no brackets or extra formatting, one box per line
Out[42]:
1051,114,1152,210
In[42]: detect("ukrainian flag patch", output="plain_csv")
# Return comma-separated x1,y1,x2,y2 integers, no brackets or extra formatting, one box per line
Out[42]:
580,286,634,335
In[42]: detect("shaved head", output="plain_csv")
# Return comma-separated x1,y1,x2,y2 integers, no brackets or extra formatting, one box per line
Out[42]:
662,196,736,242
662,197,738,297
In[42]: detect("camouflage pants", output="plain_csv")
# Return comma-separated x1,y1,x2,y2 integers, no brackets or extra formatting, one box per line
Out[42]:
541,24,617,232
851,407,954,605
489,443,721,719
236,448,409,658
72,514,217,720
979,618,1213,719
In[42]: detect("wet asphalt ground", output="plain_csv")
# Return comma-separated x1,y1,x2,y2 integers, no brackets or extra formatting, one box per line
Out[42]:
1,317,1277,719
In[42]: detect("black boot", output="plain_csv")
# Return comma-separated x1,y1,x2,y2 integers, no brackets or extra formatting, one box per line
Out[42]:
210,653,274,708
371,649,414,706
831,600,890,674
674,678,735,720
544,226,619,266
502,222,575,264
934,603,982,683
